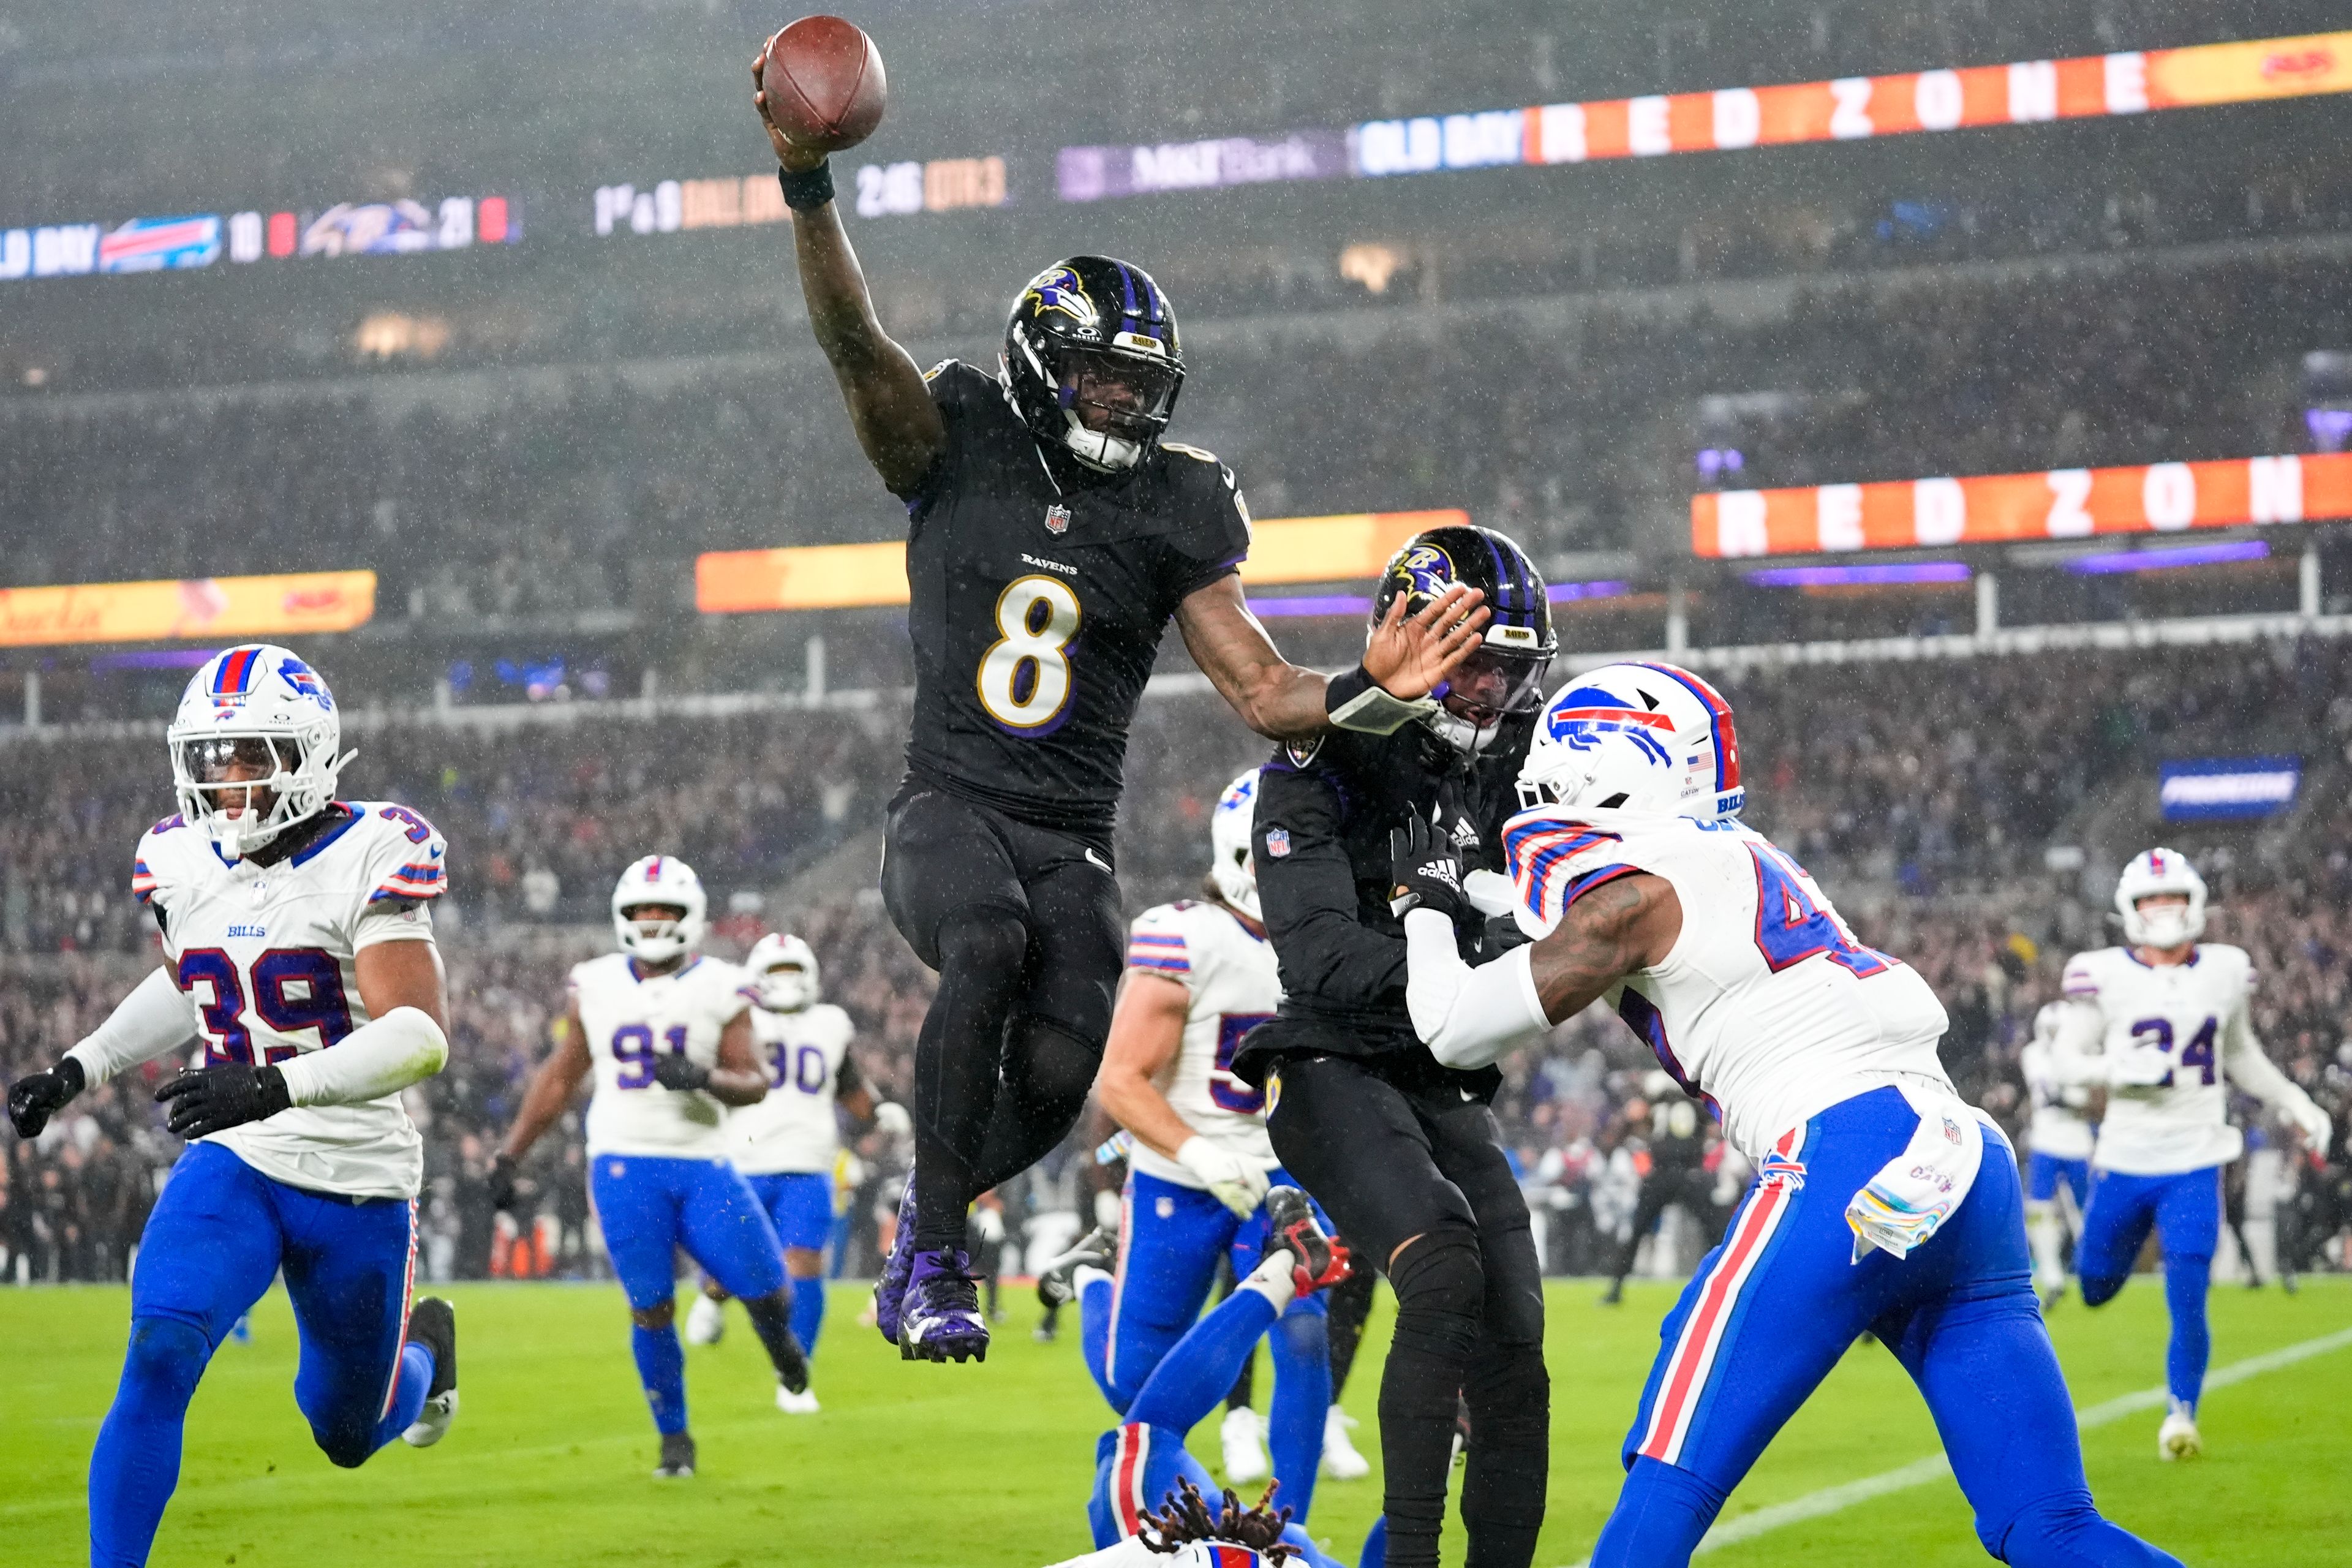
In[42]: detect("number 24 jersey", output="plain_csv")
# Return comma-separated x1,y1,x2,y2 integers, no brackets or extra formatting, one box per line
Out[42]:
570,952,756,1160
2057,944,2259,1175
896,360,1252,842
1502,807,1951,1163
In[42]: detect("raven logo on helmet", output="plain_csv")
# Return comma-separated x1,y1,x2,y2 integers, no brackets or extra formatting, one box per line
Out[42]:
1368,525,1556,757
1389,543,1455,609
1022,264,1100,333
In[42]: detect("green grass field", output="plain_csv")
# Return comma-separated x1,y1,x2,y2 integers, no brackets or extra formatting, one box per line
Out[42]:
3,1277,2346,1566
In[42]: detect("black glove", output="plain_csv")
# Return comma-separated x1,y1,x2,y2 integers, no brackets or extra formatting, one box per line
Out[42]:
8,1057,85,1139
486,1152,520,1213
652,1052,713,1093
154,1062,292,1139
1390,813,1471,922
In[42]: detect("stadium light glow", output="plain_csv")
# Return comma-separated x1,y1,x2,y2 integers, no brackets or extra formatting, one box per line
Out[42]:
1744,563,1971,587
1548,581,1633,602
1248,594,1370,618
2063,540,2271,574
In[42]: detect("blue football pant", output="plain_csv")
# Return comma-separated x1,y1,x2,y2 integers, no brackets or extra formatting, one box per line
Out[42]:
91,1142,433,1567
1088,1169,1330,1520
2075,1164,2222,1410
746,1170,833,1357
1592,1088,2179,1568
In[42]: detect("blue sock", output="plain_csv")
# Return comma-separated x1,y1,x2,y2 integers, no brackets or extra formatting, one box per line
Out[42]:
632,1323,689,1436
1591,1456,1727,1568
89,1317,213,1568
1267,1307,1333,1522
2163,1254,2211,1411
790,1277,827,1362
1358,1515,1388,1568
1079,1275,1118,1409
1127,1289,1279,1433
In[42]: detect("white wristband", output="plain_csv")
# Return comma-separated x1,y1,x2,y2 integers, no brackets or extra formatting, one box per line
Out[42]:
277,1006,449,1107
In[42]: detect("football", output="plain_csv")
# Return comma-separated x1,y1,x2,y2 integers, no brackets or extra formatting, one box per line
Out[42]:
762,15,888,154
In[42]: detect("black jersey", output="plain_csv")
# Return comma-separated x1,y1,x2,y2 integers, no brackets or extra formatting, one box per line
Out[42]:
893,360,1251,842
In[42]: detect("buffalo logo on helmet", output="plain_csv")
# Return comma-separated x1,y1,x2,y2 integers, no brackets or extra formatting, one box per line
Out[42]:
1023,265,1099,330
1543,684,1675,764
1218,772,1256,812
277,655,333,710
1387,543,1455,611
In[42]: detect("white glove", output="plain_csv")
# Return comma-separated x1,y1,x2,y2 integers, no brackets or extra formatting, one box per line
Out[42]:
2290,1099,2335,1159
872,1101,911,1137
973,1205,1006,1245
1175,1136,1270,1219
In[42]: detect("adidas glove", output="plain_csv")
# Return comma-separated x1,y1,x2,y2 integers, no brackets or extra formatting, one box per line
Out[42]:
1176,1136,1270,1219
1390,814,1471,923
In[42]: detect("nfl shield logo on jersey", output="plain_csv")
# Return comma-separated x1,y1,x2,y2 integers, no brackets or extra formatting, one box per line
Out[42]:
1265,828,1291,858
1044,503,1071,535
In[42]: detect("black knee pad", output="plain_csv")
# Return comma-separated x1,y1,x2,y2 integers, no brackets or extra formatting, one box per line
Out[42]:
935,905,1030,983
1387,1226,1485,1362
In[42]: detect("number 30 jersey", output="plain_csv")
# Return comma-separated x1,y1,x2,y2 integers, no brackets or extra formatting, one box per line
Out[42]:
1121,899,1281,1188
571,952,756,1160
2056,945,2263,1175
727,1002,858,1176
1502,807,1951,1163
136,800,448,1200
895,360,1253,844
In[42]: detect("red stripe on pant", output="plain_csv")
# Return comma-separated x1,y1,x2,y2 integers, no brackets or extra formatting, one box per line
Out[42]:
1114,1424,1151,1537
381,1198,420,1419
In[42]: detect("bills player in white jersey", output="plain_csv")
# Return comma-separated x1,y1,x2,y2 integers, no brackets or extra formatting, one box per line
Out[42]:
2056,850,2332,1461
1387,663,2178,1568
492,856,808,1477
1067,771,1336,1523
4,645,459,1568
2021,1000,2099,1306
684,932,886,1409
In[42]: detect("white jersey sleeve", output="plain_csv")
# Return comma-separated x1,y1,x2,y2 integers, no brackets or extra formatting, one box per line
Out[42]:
1502,807,1953,1161
145,801,448,1200
728,1003,857,1175
576,952,757,1159
2021,1003,2097,1162
2064,944,2271,1174
1122,900,1283,1189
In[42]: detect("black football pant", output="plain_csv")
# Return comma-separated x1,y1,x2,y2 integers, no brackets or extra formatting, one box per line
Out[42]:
1267,1053,1549,1568
1609,1164,1723,1287
881,784,1123,1253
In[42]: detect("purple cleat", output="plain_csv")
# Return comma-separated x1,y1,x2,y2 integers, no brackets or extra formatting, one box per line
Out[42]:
874,1174,921,1346
900,1250,990,1364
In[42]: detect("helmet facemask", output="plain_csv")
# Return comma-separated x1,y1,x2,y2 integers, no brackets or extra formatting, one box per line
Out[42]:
617,902,695,965
759,959,818,1012
1011,325,1181,472
2114,848,2207,949
1427,643,1552,756
172,731,339,859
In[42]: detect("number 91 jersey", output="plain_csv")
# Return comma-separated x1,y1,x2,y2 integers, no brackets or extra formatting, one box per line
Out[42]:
728,1003,857,1175
570,952,756,1159
897,361,1252,841
1502,807,1951,1163
136,800,448,1200
1122,899,1281,1189
2059,944,2256,1175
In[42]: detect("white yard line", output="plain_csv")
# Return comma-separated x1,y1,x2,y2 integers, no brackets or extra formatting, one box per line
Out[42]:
1564,1323,2352,1566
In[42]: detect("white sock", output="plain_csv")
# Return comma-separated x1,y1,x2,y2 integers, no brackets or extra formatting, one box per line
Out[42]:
2025,1199,2064,1280
1239,1248,1298,1313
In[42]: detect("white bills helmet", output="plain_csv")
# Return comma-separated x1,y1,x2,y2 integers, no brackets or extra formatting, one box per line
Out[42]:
612,855,707,963
2116,847,2206,949
1517,662,1744,823
1209,769,1262,921
167,644,350,859
746,932,820,1011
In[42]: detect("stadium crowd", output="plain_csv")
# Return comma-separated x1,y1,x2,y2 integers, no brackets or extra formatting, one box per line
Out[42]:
6,639,2350,1286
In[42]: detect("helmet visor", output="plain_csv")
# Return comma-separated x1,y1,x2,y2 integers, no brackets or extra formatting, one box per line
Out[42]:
1439,647,1553,729
1055,347,1180,440
177,734,295,817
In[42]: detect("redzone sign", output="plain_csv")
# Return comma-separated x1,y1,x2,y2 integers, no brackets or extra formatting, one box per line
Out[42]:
1692,454,2344,558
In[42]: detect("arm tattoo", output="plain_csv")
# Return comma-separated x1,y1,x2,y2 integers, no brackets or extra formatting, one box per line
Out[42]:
1529,874,1673,1023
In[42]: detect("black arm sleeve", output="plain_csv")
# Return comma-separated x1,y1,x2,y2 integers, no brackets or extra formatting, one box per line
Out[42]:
1253,764,1407,1008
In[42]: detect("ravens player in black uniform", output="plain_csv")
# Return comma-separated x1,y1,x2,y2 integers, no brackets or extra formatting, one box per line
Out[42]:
1600,1077,1725,1306
754,58,1489,1364
1236,526,1556,1568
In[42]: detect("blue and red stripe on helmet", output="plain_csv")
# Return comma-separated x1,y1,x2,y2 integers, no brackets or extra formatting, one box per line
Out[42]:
212,646,263,697
1627,662,1741,796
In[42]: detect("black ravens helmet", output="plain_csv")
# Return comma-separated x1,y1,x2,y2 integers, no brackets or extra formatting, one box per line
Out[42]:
1001,255,1185,473
1371,524,1556,755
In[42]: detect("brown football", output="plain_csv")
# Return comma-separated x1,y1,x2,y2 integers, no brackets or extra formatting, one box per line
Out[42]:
763,16,887,155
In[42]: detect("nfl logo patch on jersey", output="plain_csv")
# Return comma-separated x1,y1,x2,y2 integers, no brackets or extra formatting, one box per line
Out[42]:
1044,503,1071,535
1265,828,1291,858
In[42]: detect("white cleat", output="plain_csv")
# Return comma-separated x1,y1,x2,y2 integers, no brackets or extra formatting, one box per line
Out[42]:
775,1384,821,1415
684,1293,727,1346
2157,1406,2201,1461
1220,1404,1270,1485
1322,1404,1372,1480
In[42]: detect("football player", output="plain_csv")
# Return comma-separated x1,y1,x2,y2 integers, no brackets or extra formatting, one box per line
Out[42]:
2021,999,2100,1308
1078,771,1333,1519
491,858,808,1476
753,52,1491,1364
1599,1072,1722,1307
4,646,459,1567
1391,663,2180,1568
2054,851,2332,1460
685,932,892,1411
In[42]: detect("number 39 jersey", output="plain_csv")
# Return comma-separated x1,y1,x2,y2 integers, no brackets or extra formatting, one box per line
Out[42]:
2057,944,2258,1175
895,360,1253,843
1502,807,1951,1163
137,800,448,1200
1121,899,1281,1188
571,952,756,1160
727,1003,858,1175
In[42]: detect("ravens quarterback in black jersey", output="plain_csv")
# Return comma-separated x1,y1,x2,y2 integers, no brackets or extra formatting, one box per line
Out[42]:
1238,525,1557,1568
754,53,1491,1364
